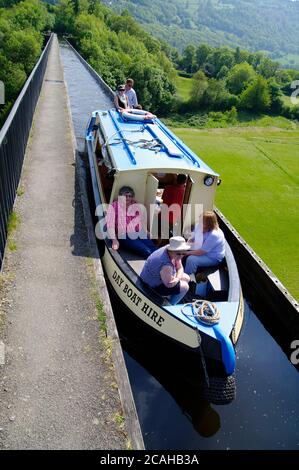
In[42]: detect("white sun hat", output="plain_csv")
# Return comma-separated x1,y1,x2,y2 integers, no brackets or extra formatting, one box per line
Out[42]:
166,236,191,252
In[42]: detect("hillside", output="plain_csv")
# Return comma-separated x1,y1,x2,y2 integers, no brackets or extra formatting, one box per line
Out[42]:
104,0,299,68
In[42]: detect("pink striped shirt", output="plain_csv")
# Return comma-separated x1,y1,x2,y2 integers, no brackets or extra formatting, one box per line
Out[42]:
106,199,144,238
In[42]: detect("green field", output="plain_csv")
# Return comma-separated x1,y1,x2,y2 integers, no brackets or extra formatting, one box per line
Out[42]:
175,75,193,102
276,53,299,70
172,126,299,300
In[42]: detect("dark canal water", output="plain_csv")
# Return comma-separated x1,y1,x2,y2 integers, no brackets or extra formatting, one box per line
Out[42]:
60,41,299,450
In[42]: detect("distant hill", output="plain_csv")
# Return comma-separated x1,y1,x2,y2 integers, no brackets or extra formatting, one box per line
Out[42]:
103,0,299,68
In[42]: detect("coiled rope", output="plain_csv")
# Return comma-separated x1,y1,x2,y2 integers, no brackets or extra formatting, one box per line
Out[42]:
112,137,163,152
181,300,220,325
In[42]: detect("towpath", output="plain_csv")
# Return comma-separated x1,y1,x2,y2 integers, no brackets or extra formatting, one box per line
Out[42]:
0,36,129,449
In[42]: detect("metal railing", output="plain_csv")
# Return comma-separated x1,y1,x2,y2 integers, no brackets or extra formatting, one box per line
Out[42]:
0,34,53,270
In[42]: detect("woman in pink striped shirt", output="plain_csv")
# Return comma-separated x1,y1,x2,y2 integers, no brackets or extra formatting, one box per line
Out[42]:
106,186,156,257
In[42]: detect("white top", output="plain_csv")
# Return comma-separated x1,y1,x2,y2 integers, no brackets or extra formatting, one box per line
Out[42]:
125,88,138,108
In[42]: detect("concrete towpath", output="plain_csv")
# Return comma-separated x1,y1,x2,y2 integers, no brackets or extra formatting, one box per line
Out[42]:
0,36,130,449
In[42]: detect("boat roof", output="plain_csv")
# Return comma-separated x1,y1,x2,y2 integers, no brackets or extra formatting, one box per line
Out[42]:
88,109,218,176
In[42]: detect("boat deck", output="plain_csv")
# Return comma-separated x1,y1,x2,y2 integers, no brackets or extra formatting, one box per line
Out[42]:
92,109,219,174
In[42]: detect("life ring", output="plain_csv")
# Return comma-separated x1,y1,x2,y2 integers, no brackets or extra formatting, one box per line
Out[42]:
122,109,156,122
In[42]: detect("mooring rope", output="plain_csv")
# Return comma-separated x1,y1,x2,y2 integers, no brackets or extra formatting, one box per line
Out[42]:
112,137,163,152
181,300,220,325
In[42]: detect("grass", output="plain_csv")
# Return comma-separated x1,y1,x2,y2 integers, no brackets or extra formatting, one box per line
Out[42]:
172,126,299,300
175,75,193,102
95,296,107,334
7,211,20,235
86,258,108,334
114,412,125,426
7,211,20,252
16,186,25,197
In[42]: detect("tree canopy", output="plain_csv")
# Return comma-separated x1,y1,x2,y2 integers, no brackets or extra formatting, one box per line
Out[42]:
0,0,54,125
54,0,176,113
106,0,299,69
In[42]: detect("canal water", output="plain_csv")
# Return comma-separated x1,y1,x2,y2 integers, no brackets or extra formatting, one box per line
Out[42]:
60,41,299,450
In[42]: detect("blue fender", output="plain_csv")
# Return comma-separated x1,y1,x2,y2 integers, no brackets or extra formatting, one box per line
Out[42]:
213,324,236,375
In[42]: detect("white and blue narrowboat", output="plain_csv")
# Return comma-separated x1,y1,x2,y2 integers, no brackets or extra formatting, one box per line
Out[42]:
85,109,244,403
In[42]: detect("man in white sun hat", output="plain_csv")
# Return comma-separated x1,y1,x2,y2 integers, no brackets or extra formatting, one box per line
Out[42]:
140,236,191,305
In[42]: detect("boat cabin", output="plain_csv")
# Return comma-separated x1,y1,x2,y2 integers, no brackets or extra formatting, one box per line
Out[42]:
90,109,220,238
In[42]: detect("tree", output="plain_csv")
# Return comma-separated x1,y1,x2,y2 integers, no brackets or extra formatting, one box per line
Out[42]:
190,70,208,107
181,45,196,74
257,57,279,79
128,61,175,114
267,78,283,113
195,43,212,68
0,0,53,126
239,75,271,112
217,65,229,79
205,47,235,77
226,62,256,95
201,79,238,111
234,47,249,64
190,73,237,111
3,30,42,74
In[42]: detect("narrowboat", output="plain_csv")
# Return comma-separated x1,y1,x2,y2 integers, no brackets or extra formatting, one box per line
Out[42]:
85,108,244,403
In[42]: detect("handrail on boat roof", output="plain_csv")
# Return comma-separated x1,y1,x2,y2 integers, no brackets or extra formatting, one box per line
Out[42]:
152,121,200,168
108,109,137,165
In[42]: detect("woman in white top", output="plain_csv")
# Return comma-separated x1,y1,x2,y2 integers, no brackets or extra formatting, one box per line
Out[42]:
185,211,225,275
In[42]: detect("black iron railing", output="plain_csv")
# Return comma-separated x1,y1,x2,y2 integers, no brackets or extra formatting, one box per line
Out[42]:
0,34,53,270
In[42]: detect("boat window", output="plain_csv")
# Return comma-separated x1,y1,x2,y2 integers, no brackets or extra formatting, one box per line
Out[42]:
153,172,176,188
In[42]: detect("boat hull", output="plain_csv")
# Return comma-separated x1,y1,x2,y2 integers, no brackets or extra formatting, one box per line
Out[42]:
100,241,239,377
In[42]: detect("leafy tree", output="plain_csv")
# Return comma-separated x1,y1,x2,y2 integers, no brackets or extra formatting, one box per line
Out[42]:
0,0,53,126
201,79,238,111
128,61,175,113
239,75,271,111
181,44,197,74
257,57,279,79
54,0,76,34
195,43,212,68
190,73,237,111
226,62,256,95
0,52,26,99
9,0,53,31
105,0,299,63
204,47,235,77
217,65,229,80
54,3,176,114
190,70,208,106
3,30,42,74
267,78,283,113
234,47,250,65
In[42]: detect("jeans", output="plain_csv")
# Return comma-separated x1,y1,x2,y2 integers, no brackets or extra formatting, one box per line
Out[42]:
119,235,156,257
185,254,219,275
154,281,188,305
